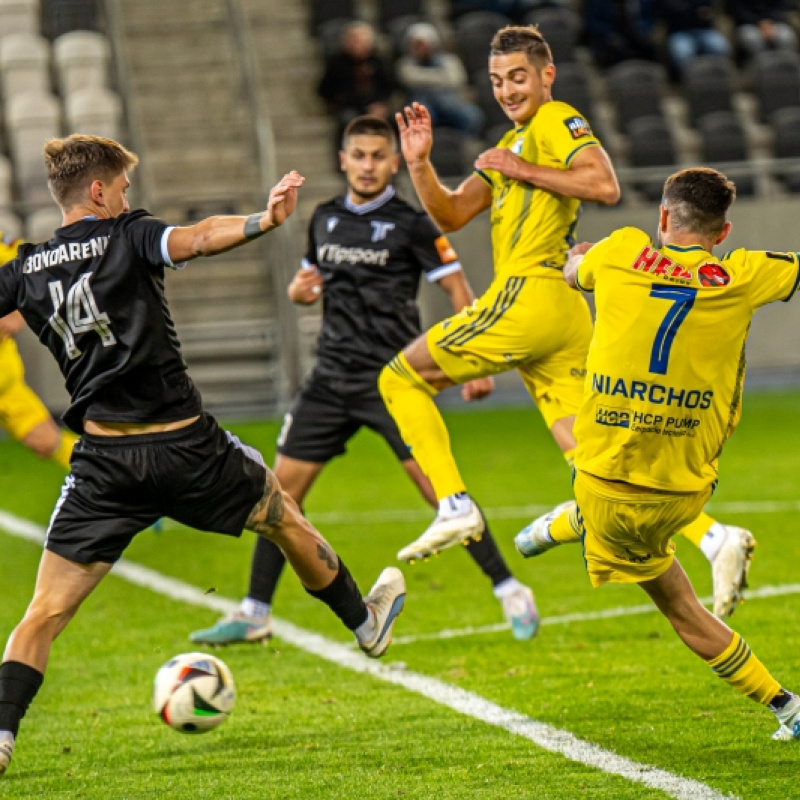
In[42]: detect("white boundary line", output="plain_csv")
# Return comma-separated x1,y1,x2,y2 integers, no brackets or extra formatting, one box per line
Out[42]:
0,509,736,800
302,498,800,525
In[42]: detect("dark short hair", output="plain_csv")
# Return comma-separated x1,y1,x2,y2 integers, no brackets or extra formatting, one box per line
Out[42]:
490,25,553,69
44,134,138,209
341,115,397,150
662,168,736,238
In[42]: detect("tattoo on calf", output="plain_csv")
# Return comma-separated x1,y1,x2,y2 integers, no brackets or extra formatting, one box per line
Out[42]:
317,542,338,571
266,491,284,526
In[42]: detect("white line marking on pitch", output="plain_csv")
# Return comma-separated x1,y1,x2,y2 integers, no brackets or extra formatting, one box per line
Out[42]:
0,509,735,800
301,498,800,525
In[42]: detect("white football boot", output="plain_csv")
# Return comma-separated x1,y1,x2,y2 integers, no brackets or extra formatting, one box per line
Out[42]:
397,499,485,563
772,696,800,741
712,526,756,620
357,567,406,658
0,731,14,776
515,501,576,558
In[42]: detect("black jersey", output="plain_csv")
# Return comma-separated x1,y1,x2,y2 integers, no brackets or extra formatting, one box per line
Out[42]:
0,209,202,433
305,187,461,377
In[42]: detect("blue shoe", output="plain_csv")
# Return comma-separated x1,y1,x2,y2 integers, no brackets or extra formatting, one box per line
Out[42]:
514,501,574,558
501,584,540,640
189,612,272,646
773,697,800,741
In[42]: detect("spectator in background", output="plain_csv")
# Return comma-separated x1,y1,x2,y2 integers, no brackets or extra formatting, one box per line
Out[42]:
661,0,732,75
727,0,797,60
397,23,484,138
318,21,396,156
584,0,657,68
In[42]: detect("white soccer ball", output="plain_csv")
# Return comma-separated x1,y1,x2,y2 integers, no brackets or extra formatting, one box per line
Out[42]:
153,652,236,733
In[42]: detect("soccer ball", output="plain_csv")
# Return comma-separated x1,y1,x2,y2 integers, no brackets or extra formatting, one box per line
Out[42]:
153,652,236,733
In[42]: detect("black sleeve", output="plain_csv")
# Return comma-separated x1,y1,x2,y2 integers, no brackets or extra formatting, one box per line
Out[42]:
303,213,318,268
410,214,462,283
0,259,20,316
115,209,172,269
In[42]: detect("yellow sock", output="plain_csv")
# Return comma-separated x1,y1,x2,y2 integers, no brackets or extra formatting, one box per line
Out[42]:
378,354,466,499
677,511,714,547
51,431,77,469
563,447,576,471
707,632,781,704
549,505,582,544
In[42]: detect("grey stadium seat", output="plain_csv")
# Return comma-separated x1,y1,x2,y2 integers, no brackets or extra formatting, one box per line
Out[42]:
627,116,677,202
683,55,735,128
455,11,512,82
309,0,356,37
552,62,595,124
698,111,755,196
754,49,800,124
378,0,424,34
607,60,666,134
771,106,800,193
430,127,469,177
522,6,580,63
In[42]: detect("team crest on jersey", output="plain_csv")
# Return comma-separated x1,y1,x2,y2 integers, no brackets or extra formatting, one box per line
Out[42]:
698,262,731,287
327,217,339,232
370,221,395,242
510,138,524,155
564,116,592,140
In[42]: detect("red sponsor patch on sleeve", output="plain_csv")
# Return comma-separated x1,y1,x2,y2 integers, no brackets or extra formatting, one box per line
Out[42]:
434,235,457,264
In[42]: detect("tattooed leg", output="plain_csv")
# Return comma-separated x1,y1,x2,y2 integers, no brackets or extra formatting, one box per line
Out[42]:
245,468,339,591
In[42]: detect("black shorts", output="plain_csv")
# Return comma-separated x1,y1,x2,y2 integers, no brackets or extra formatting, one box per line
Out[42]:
45,413,267,564
277,370,410,463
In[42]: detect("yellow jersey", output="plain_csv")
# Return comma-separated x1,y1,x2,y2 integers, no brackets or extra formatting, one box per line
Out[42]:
0,234,19,267
574,226,800,492
475,100,600,280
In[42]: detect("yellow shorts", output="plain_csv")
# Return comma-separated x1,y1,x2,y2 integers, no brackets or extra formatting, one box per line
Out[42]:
426,274,593,428
574,470,712,587
0,339,51,440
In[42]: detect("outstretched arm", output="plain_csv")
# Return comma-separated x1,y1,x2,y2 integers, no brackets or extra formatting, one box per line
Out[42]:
474,145,620,205
397,104,491,232
166,171,305,263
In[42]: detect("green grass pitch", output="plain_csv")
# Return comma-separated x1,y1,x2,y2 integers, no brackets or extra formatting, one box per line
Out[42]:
1,390,799,799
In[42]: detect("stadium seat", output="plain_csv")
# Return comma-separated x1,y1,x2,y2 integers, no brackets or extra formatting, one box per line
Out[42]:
485,121,513,145
54,30,111,96
551,61,595,124
25,206,62,242
7,91,61,208
317,18,351,57
698,111,754,196
522,7,580,63
41,0,99,39
474,70,512,133
607,60,666,134
0,0,40,35
309,0,356,37
0,208,22,240
0,155,13,211
65,86,122,139
682,55,735,128
754,50,800,124
627,115,677,201
377,0,424,34
770,106,800,193
430,127,468,177
455,11,512,82
0,33,51,101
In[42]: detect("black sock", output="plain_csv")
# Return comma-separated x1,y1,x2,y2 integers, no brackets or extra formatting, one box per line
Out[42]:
305,559,368,631
247,536,287,605
769,688,797,712
0,661,44,736
465,503,513,587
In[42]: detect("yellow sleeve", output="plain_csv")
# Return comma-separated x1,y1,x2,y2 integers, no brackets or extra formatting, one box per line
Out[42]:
732,250,800,308
576,228,632,291
0,235,20,267
538,101,601,167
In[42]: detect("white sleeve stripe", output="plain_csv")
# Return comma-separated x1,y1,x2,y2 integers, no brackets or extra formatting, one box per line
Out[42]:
427,261,463,283
160,227,187,270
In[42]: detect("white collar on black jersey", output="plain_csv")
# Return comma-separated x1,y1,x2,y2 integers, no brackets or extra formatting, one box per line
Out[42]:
344,185,395,215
